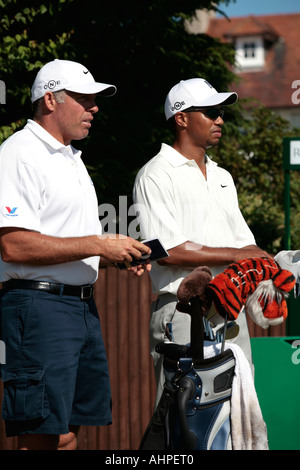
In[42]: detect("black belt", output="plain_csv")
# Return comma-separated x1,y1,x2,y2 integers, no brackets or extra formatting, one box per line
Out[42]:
2,279,94,300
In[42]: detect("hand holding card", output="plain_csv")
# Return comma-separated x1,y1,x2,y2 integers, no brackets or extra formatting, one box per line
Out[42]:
117,238,169,270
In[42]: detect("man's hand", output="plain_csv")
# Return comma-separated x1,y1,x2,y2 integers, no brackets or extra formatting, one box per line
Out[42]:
97,234,151,264
232,244,274,261
97,234,152,276
127,262,152,277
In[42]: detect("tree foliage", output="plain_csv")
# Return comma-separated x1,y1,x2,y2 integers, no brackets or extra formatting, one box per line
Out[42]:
0,0,299,252
0,0,75,137
209,101,300,252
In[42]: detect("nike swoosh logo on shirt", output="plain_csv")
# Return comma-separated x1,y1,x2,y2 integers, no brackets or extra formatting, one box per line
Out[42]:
221,184,228,188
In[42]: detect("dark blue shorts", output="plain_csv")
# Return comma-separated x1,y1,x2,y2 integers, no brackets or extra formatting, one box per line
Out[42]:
0,288,112,437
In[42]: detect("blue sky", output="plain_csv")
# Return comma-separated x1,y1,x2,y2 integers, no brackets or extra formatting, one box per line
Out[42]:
217,0,300,17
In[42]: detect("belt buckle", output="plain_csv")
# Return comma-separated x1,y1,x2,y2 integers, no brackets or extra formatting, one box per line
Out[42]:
80,285,93,300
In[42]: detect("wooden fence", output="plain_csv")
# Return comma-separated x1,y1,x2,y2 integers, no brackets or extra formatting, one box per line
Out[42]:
0,268,285,450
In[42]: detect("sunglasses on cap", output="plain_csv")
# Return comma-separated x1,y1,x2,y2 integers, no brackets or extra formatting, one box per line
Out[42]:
184,106,225,120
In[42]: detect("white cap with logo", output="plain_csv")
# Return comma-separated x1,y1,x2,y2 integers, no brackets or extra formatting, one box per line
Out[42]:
31,59,116,103
164,78,237,120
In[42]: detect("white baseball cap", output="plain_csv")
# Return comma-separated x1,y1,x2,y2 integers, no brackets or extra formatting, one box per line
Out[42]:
164,78,238,120
31,59,116,103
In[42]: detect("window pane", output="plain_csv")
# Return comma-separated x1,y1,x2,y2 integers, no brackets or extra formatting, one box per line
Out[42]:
244,42,256,58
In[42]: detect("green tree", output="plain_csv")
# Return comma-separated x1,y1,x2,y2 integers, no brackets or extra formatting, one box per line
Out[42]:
209,101,300,252
0,0,75,138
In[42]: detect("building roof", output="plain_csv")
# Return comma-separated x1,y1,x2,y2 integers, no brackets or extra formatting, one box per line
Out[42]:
206,13,300,109
222,15,279,41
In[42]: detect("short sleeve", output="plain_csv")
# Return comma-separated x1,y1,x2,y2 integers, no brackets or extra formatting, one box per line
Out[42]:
0,143,43,232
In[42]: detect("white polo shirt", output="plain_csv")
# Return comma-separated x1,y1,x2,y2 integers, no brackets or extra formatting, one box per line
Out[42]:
0,119,102,285
133,143,256,295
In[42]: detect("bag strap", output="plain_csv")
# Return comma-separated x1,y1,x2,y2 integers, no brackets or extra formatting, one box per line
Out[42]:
139,385,176,450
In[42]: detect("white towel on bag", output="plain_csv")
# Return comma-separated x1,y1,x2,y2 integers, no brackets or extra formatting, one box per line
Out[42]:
204,341,269,450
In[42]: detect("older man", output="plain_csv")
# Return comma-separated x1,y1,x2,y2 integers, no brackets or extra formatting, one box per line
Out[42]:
0,59,151,449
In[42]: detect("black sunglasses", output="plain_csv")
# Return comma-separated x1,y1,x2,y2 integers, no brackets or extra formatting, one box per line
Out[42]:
184,106,225,120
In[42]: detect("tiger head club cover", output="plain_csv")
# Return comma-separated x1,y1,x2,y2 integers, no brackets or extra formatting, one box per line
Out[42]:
177,258,295,329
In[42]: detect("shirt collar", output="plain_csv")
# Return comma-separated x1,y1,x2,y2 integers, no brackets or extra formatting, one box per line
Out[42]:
159,143,217,168
25,119,81,158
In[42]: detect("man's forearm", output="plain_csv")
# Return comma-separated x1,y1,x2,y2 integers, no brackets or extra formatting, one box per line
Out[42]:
0,229,103,265
157,241,272,268
0,228,150,266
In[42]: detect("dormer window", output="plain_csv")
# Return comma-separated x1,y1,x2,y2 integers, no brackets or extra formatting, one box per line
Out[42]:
244,42,256,58
235,35,265,70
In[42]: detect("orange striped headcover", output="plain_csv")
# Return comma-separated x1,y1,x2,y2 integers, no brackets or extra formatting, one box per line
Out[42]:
206,258,295,320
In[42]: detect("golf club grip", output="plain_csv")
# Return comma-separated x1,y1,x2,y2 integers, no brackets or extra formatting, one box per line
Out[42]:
189,297,204,360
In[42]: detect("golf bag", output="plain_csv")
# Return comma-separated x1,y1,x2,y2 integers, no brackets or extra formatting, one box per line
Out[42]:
139,298,235,450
